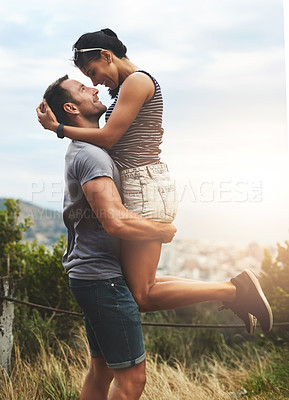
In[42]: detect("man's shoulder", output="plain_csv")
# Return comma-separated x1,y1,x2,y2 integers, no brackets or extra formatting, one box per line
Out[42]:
65,140,118,185
68,140,108,157
66,140,114,166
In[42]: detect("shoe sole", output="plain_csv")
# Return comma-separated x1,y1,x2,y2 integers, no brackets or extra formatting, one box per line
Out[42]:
244,269,273,332
248,313,257,335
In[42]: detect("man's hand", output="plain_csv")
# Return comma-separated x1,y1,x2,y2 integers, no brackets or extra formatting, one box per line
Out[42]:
36,100,59,132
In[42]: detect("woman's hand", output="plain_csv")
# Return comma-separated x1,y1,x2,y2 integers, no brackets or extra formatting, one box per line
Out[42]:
36,100,59,132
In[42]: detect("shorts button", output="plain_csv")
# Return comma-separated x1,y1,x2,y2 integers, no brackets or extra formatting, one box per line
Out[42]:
111,283,115,287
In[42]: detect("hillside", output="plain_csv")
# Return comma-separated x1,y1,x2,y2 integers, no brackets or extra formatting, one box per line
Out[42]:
0,198,66,245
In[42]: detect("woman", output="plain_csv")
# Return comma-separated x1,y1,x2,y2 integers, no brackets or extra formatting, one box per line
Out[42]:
37,29,272,333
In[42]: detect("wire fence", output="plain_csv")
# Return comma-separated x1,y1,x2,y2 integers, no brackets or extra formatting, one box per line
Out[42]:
2,286,289,375
2,295,289,329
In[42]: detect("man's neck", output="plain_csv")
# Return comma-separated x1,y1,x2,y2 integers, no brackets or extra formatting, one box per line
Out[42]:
72,116,100,129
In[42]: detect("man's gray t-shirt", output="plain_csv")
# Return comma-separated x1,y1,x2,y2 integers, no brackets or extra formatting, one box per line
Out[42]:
62,140,123,280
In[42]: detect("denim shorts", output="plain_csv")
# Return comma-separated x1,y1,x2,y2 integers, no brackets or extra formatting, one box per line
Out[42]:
69,276,146,369
120,162,178,222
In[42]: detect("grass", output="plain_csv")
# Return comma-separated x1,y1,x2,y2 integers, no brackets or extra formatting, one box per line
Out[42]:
244,348,289,399
0,329,288,400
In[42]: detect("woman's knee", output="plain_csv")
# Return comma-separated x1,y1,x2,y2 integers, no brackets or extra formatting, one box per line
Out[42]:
132,281,157,312
133,291,152,312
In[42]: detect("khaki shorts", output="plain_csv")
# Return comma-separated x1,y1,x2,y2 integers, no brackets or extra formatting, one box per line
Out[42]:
120,162,178,222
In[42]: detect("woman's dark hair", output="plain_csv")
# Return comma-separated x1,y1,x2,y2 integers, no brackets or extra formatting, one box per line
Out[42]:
73,28,128,69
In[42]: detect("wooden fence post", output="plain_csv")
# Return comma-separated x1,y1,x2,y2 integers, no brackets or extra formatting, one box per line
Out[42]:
0,276,14,375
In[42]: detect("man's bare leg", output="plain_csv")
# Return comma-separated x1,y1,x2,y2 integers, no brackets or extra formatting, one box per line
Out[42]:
108,361,146,400
80,356,113,400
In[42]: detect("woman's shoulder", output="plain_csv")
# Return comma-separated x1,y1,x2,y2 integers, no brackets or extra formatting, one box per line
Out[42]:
120,70,156,101
126,70,155,84
130,70,161,96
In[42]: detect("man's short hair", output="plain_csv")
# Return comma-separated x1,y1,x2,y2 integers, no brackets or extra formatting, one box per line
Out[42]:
43,75,80,125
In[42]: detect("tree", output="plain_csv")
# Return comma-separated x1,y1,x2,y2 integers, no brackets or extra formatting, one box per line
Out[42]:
0,199,32,275
0,199,80,354
260,241,289,323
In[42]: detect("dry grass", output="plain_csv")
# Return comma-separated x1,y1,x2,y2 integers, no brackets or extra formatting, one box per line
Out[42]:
0,332,88,400
142,352,248,400
0,329,278,400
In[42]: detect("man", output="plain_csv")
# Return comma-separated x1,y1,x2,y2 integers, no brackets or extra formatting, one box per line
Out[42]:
39,75,177,400
37,75,273,399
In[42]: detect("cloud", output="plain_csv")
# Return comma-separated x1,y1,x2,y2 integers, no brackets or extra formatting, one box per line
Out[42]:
0,0,287,244
194,48,285,92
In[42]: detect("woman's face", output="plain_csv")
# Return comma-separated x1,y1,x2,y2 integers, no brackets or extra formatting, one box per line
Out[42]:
80,52,119,90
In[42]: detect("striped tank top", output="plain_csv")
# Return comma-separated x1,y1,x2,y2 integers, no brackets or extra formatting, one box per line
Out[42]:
105,70,163,170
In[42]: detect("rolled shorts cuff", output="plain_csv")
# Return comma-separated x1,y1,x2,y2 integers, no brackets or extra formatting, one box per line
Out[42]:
106,351,146,370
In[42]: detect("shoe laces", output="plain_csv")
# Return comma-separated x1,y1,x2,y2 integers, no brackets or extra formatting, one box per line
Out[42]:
218,304,243,320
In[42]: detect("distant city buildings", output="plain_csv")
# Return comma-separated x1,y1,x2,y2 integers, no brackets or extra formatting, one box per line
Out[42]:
158,240,276,281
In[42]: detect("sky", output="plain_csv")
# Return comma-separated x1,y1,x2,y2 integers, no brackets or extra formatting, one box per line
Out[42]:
0,0,288,246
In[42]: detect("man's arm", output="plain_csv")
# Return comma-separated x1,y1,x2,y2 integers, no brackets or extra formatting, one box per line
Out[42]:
82,177,177,243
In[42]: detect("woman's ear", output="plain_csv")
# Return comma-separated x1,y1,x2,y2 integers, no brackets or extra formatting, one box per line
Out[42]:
63,102,80,115
101,49,112,64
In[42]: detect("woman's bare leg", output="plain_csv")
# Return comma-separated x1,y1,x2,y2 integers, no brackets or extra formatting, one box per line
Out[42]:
155,276,199,283
121,240,235,312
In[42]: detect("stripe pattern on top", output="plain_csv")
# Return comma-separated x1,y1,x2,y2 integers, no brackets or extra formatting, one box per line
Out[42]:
105,70,164,170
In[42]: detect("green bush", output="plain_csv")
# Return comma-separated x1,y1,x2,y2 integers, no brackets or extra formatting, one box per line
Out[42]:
245,347,289,397
0,199,82,356
142,304,246,368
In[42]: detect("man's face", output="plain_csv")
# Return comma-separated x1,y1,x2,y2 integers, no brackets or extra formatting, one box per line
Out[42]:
61,79,107,119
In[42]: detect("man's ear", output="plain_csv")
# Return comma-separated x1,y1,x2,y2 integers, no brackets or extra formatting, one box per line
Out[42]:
63,102,80,115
